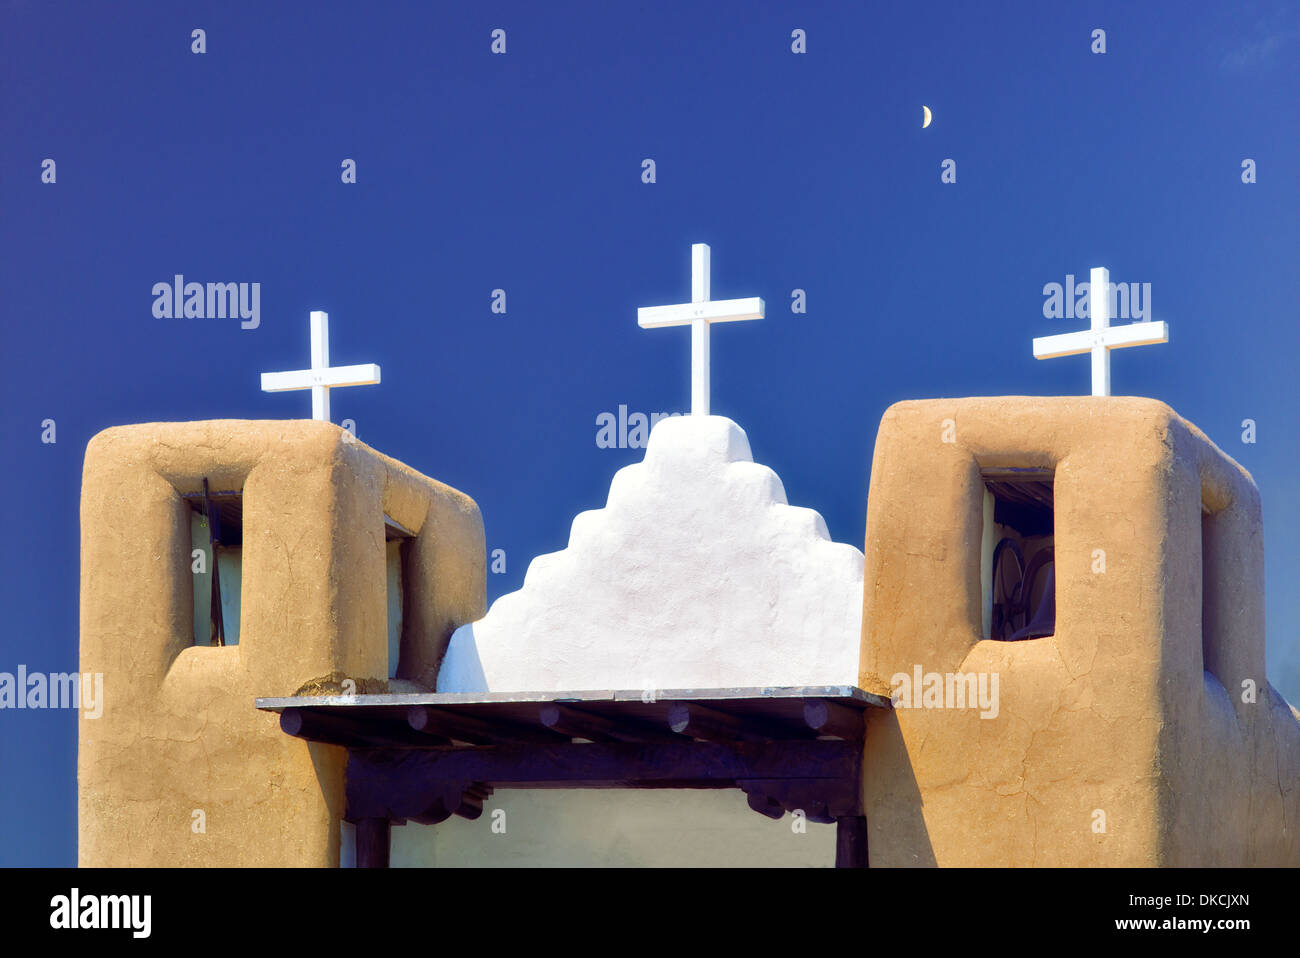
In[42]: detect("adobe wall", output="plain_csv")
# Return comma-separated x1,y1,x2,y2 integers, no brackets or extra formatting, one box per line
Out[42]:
78,420,485,866
859,397,1300,866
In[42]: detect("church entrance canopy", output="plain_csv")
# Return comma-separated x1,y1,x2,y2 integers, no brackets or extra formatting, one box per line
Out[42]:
256,686,890,868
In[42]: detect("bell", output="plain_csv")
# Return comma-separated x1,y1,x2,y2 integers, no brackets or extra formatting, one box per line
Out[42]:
1010,564,1055,641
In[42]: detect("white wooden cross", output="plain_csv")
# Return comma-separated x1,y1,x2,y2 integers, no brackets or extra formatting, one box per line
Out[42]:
260,311,381,422
1032,267,1168,396
637,244,764,416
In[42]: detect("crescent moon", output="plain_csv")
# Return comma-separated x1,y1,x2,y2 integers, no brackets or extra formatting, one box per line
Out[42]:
922,105,932,129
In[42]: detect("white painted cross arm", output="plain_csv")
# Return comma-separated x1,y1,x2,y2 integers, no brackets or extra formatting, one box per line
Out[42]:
1032,321,1169,359
636,297,765,327
259,364,382,392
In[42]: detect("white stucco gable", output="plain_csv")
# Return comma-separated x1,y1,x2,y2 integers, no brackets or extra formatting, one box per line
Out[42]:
438,414,863,693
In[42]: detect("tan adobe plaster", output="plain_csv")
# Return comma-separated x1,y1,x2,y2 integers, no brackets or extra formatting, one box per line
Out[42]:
78,420,485,866
860,397,1300,867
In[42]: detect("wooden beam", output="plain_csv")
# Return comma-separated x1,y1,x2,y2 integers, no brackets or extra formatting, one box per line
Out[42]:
281,707,451,748
407,705,560,745
539,704,678,743
667,702,797,743
345,740,860,821
803,700,866,740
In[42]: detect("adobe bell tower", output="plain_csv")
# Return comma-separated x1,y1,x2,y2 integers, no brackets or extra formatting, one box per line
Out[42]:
859,397,1300,866
78,419,485,866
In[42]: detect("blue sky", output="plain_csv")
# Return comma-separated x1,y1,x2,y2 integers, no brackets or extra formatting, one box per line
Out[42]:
2,1,1297,865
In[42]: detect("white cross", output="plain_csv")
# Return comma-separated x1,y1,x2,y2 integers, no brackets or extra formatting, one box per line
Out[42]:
637,244,764,416
260,311,381,422
1032,266,1169,396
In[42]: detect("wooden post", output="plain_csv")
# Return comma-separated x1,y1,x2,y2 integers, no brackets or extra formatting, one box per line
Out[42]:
835,815,868,868
356,818,390,868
